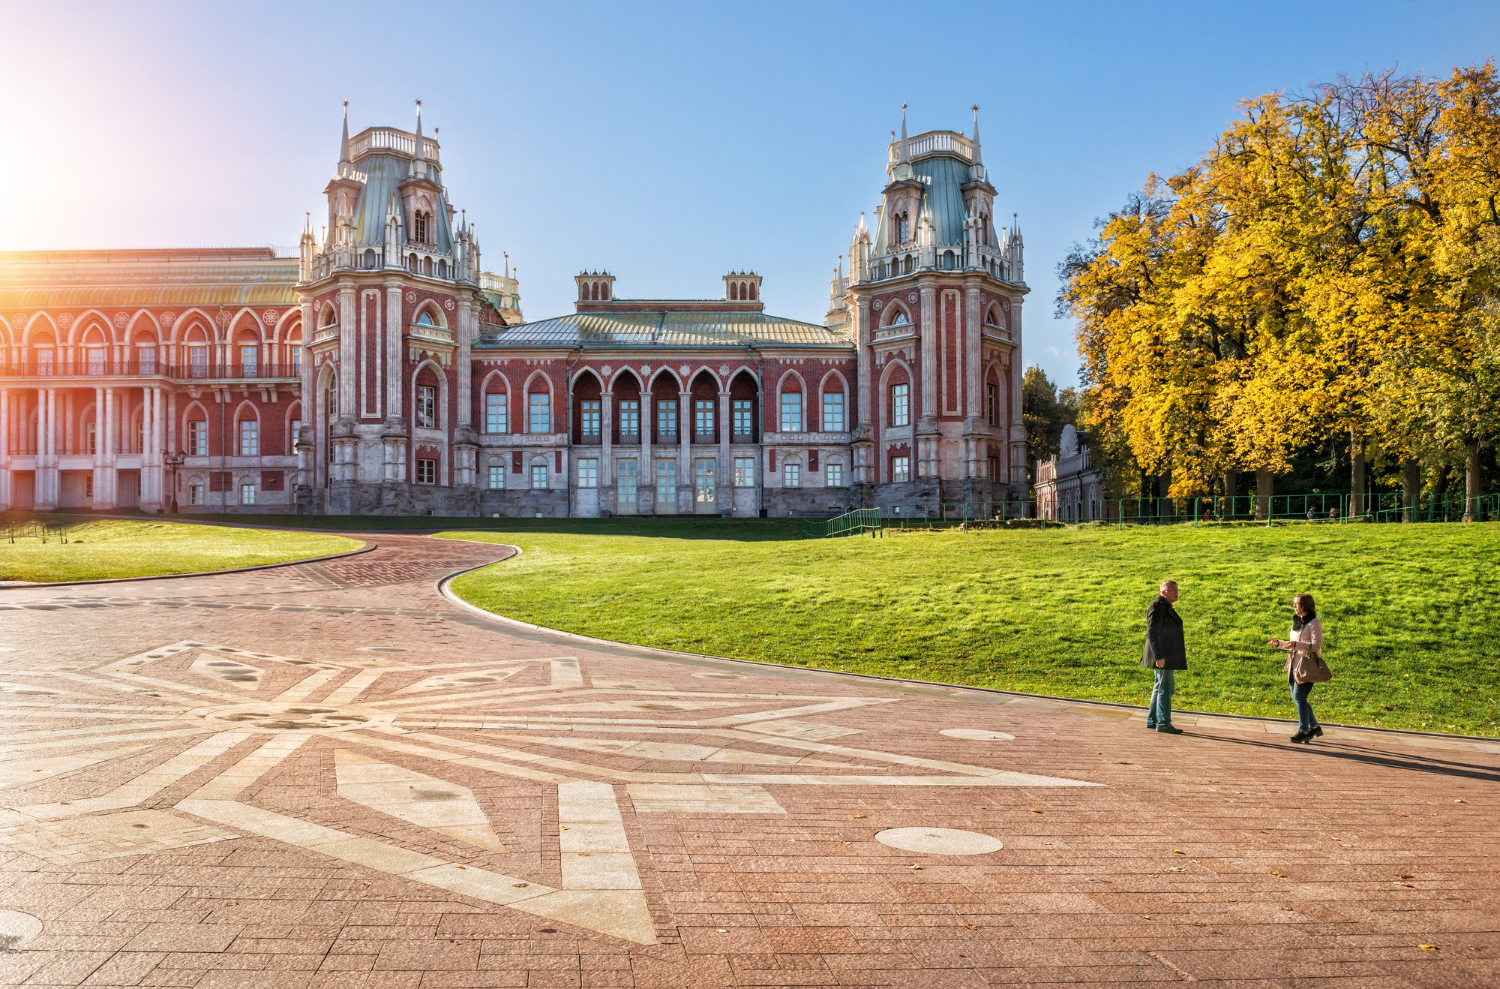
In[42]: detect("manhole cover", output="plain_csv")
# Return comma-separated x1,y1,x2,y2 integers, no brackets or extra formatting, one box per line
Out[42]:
875,827,1004,856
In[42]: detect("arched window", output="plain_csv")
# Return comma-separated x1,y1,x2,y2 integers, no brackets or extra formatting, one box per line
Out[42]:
590,282,599,301
600,281,609,301
364,248,377,268
778,375,804,432
413,211,429,244
416,310,436,328
748,282,757,301
321,306,336,327
729,282,739,301
895,210,909,245
437,259,447,279
408,253,418,270
423,257,434,276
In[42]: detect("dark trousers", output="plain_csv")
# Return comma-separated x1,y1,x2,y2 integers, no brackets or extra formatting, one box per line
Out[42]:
1289,673,1317,733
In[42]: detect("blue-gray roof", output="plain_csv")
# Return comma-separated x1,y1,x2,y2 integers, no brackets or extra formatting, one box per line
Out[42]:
874,154,973,254
351,154,454,253
477,309,851,350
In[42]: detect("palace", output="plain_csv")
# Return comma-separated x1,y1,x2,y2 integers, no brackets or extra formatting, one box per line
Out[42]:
0,106,1027,517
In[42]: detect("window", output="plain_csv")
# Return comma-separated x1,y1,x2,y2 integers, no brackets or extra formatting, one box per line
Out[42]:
581,400,601,439
190,346,209,378
240,482,256,505
779,391,802,432
238,420,259,456
987,457,999,481
87,347,107,375
827,462,844,487
85,422,97,455
417,458,436,484
618,400,640,439
189,483,205,506
694,400,715,440
139,346,157,375
488,464,505,490
290,419,302,453
891,455,910,483
291,345,302,375
656,400,677,442
416,311,436,327
733,456,756,487
783,462,801,487
732,399,753,440
85,475,94,499
415,385,437,429
240,345,258,376
891,383,910,427
36,349,54,375
188,420,207,457
577,458,599,488
530,463,548,490
485,393,507,433
529,393,551,433
987,382,998,426
655,459,676,505
822,391,845,432
617,459,637,505
414,211,429,244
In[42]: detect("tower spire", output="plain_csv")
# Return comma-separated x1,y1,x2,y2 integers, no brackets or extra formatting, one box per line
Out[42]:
971,104,982,166
898,103,909,165
410,99,425,177
337,101,351,177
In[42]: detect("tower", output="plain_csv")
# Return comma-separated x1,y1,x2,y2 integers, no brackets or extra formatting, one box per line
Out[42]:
845,106,1027,513
295,102,499,515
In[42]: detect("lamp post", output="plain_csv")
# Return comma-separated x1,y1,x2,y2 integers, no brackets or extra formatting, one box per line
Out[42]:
162,449,186,514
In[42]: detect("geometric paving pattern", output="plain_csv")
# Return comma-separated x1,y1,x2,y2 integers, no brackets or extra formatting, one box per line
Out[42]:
2,532,1498,987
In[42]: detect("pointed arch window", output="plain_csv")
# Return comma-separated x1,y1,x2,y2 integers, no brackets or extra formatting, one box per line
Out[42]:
416,310,436,328
895,210,910,245
413,211,429,244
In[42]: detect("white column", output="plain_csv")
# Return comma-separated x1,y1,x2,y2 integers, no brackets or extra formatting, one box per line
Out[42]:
384,282,402,417
919,285,937,419
601,388,614,488
0,387,9,509
678,393,690,509
717,388,730,508
854,298,872,428
640,391,652,512
456,298,473,427
338,284,357,418
964,282,982,419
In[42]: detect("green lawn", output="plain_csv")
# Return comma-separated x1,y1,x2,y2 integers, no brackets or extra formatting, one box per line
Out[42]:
438,520,1500,737
0,516,362,582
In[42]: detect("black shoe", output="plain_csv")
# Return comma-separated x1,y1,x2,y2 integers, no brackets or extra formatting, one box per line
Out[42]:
1146,723,1158,730
1291,731,1310,743
1308,725,1323,738
1156,725,1184,735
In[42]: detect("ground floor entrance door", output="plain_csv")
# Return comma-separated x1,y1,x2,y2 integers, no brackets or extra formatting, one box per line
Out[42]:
694,458,716,514
617,459,637,515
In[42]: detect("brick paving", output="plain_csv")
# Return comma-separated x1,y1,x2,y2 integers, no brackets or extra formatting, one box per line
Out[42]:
0,532,1496,988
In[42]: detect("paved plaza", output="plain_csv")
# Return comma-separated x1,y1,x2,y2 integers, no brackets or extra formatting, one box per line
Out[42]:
0,534,1496,988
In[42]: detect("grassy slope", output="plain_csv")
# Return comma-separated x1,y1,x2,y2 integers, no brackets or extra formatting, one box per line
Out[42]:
439,520,1500,736
0,517,361,582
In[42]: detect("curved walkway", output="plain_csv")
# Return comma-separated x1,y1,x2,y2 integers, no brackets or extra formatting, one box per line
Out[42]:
0,534,1494,987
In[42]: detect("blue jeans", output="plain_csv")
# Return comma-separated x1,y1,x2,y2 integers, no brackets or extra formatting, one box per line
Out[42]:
1147,669,1175,727
1290,674,1317,733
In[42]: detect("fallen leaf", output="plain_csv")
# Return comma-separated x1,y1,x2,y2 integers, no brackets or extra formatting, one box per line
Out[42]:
964,924,978,931
1420,944,1439,951
716,929,728,934
512,883,528,888
852,814,866,819
1140,915,1151,920
1398,874,1414,879
1171,849,1184,854
1166,867,1186,873
1270,871,1286,878
1030,809,1041,814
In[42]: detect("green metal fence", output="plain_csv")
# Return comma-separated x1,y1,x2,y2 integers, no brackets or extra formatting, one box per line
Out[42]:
801,508,884,539
3,519,72,544
1105,492,1500,528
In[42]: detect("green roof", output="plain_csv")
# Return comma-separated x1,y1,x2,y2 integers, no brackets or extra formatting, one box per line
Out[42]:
0,249,298,308
477,309,851,350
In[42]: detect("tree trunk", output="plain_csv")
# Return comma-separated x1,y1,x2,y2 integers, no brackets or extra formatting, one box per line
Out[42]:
1402,458,1420,523
1255,469,1273,521
1157,470,1173,519
1223,469,1239,518
1350,430,1366,519
1464,437,1483,522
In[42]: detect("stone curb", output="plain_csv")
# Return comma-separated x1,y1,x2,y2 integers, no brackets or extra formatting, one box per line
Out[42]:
1,540,375,590
435,539,1500,752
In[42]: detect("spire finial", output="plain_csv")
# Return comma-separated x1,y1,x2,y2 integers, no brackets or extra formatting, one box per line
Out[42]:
337,101,351,177
971,104,982,167
898,104,909,165
411,99,426,175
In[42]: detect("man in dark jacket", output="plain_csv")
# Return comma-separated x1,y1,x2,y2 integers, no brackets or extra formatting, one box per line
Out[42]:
1141,580,1187,734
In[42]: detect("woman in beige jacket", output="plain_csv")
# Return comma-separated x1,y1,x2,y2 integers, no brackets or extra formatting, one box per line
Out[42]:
1268,593,1323,743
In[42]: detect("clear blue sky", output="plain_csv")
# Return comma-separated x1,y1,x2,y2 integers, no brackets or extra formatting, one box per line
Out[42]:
3,1,1497,385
